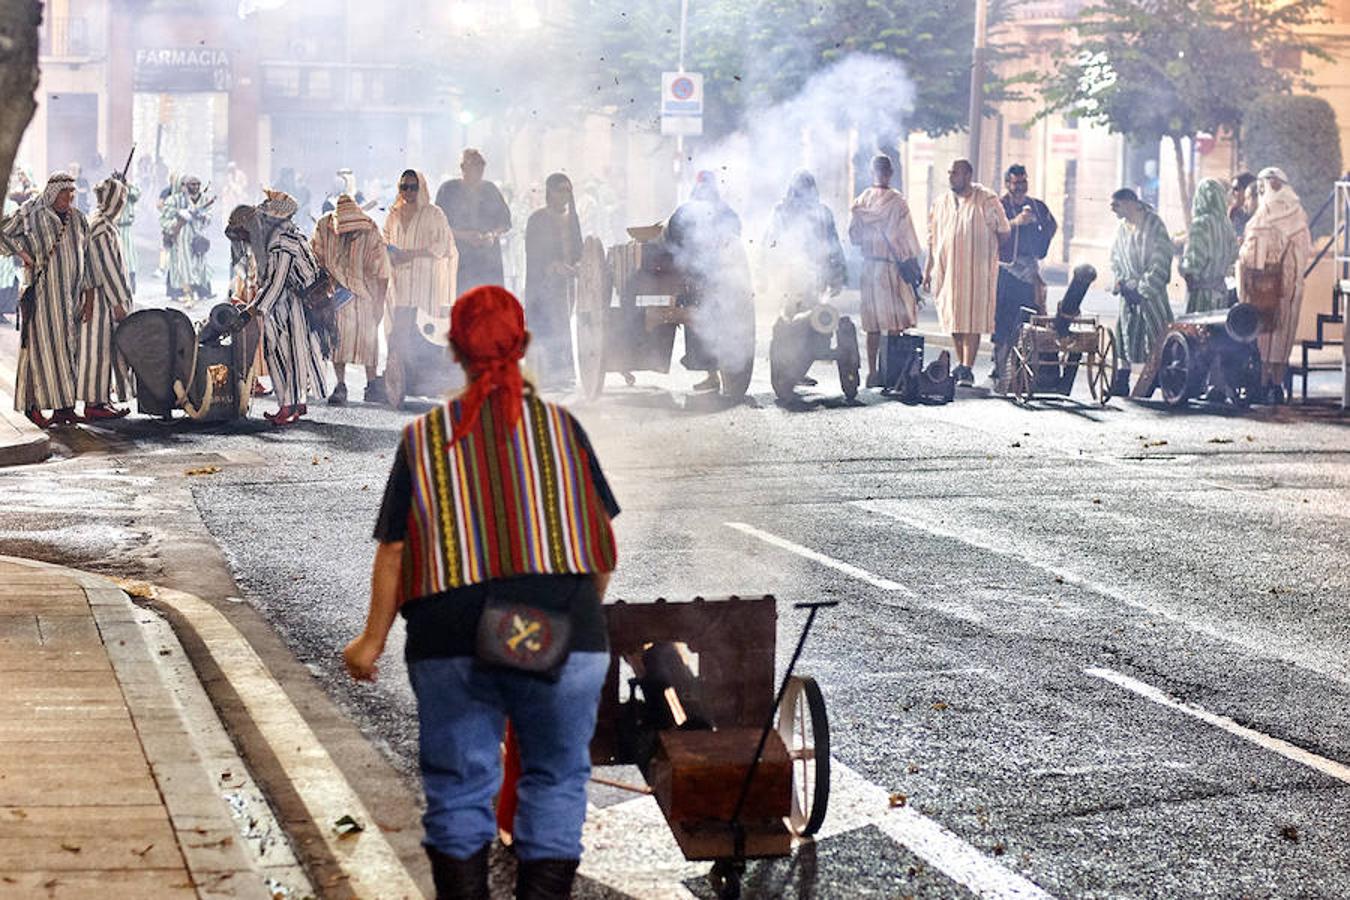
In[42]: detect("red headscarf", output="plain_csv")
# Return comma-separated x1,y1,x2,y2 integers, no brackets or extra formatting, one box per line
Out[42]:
447,285,527,445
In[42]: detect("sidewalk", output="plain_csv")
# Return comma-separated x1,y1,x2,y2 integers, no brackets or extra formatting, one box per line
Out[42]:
0,557,309,899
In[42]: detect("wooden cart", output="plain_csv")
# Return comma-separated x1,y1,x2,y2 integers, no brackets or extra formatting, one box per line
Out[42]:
575,230,755,400
593,596,833,898
1005,312,1118,406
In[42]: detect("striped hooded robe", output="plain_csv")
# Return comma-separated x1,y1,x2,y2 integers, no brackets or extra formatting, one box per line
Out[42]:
1110,205,1175,364
927,184,1011,334
78,178,135,404
116,183,140,289
159,175,212,299
384,171,457,322
312,194,390,367
0,173,88,412
1180,178,1239,314
848,185,921,332
1239,175,1312,373
253,191,327,408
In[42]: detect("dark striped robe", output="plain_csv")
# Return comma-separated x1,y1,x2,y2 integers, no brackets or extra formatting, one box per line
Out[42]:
255,223,327,407
0,201,88,411
79,185,135,404
1111,209,1175,365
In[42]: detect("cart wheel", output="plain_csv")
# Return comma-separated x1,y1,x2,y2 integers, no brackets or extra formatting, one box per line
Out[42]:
384,356,406,410
769,318,799,402
1011,334,1036,405
709,859,743,899
1088,327,1118,405
719,362,754,400
1157,332,1198,407
835,316,861,401
777,675,830,837
1229,345,1262,408
574,238,611,400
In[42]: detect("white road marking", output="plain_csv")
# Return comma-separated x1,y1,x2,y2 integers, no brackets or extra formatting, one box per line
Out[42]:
724,521,916,594
582,759,1055,899
1086,666,1350,785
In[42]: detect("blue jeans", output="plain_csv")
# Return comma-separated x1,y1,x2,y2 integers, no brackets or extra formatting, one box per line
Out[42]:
408,652,609,861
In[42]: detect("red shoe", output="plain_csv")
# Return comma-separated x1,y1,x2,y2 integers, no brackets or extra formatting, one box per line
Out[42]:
252,380,271,397
50,407,85,426
84,404,130,420
24,408,50,429
264,405,298,427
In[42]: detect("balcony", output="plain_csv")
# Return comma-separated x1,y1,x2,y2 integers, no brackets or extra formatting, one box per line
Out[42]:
40,17,105,60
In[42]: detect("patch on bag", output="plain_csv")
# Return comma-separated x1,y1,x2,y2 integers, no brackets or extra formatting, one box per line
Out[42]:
495,607,555,662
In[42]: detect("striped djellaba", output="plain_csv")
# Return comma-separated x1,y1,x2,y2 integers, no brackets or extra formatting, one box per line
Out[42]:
78,178,135,404
400,394,617,600
1111,208,1175,365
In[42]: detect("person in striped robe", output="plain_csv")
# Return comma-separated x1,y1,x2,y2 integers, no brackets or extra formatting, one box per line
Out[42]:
312,194,390,405
1109,188,1175,396
1238,167,1312,402
159,175,213,306
1179,178,1239,315
76,177,134,419
925,159,1011,387
0,173,89,427
116,181,140,295
247,189,327,425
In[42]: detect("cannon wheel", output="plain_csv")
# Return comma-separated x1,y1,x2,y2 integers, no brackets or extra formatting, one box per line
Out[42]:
1157,332,1199,407
835,316,861,401
769,318,800,402
575,237,611,400
384,355,407,410
1010,332,1037,405
1087,327,1118,405
777,675,830,837
1229,346,1262,408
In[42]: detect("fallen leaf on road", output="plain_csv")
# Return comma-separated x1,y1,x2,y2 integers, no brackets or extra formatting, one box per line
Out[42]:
1207,437,1234,444
60,843,80,853
334,814,364,837
1010,441,1021,448
1143,440,1168,447
993,842,1007,856
1092,498,1102,505
115,579,156,599
930,701,949,711
132,844,154,857
907,763,920,774
889,792,908,808
185,465,221,476
1054,576,1065,584
1279,824,1299,842
1245,435,1255,442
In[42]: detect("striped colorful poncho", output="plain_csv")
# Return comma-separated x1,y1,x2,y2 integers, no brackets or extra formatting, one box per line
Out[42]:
400,393,617,600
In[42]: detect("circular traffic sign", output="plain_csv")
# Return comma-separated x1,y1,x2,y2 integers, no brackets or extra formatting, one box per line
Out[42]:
671,76,695,100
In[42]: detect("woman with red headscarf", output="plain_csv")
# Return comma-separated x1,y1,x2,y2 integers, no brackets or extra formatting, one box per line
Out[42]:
344,285,619,899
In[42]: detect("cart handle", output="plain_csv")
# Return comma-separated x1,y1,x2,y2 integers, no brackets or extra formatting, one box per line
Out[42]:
728,600,840,858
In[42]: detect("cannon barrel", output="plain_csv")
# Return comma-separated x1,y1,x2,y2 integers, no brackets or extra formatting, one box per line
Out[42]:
785,303,840,337
640,642,715,732
1175,302,1260,343
197,302,243,346
1054,264,1098,337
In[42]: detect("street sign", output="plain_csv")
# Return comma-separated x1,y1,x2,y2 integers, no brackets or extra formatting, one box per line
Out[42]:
1049,128,1081,158
661,71,703,136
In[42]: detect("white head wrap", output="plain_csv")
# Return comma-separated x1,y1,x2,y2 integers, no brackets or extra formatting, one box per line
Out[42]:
1257,167,1289,184
42,172,76,207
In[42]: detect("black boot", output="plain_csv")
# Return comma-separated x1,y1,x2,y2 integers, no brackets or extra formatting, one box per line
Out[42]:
515,858,579,900
426,843,490,900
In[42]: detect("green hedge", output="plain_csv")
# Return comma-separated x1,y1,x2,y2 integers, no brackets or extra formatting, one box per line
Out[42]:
1243,94,1344,237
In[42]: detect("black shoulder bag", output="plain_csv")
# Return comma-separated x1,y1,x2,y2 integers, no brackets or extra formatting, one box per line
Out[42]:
475,592,574,682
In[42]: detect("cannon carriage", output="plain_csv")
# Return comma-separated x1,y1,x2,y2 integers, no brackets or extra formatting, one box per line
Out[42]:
1131,303,1264,407
768,303,861,402
1000,263,1120,406
574,227,755,400
593,595,833,898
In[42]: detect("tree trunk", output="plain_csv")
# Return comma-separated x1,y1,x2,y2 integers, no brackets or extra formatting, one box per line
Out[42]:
0,2,42,204
1171,134,1192,229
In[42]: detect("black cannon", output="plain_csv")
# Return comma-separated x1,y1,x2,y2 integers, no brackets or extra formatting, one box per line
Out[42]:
115,302,262,421
1132,303,1263,407
768,303,861,401
879,334,955,404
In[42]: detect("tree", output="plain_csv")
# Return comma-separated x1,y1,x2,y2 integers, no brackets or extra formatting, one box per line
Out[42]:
1037,0,1328,226
577,0,997,141
1243,94,1343,236
0,2,41,199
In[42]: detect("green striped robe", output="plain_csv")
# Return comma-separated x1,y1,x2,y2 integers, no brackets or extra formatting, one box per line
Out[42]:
1111,209,1174,364
1179,178,1238,314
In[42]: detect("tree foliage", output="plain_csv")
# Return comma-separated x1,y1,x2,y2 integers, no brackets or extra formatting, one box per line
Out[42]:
575,0,991,140
1243,94,1343,234
1038,0,1327,144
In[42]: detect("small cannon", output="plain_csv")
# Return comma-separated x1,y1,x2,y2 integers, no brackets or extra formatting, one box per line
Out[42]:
768,302,861,401
1132,303,1263,407
593,596,834,899
383,305,463,409
879,334,955,404
1001,264,1119,405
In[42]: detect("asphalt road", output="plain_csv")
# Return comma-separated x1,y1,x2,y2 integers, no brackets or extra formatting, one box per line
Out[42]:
2,329,1348,898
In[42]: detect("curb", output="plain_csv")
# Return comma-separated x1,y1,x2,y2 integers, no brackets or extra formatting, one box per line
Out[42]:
146,586,425,900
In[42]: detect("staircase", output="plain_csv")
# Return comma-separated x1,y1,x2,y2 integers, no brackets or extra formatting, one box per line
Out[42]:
1286,179,1348,402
